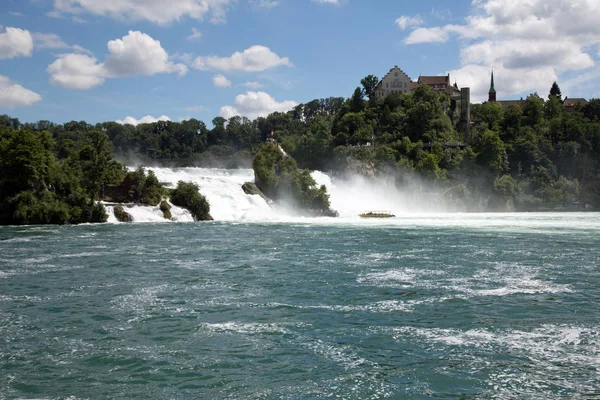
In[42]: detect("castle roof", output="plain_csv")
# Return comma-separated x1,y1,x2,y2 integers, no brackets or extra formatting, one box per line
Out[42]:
375,65,412,90
417,75,450,86
563,98,588,107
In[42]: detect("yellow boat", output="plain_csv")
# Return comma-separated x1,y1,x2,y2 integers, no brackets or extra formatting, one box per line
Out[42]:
359,211,395,218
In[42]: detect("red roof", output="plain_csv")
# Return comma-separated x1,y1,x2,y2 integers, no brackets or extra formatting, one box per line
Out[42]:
418,75,449,86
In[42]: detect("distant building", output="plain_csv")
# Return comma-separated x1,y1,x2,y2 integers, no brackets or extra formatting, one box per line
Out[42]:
374,66,412,98
374,65,471,137
374,66,463,99
563,97,588,112
418,74,461,96
487,72,587,111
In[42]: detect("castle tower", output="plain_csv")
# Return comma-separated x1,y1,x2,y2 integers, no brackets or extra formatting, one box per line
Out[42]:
488,70,496,102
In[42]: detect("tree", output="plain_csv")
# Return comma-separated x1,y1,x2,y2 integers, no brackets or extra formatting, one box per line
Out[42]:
473,129,508,173
544,96,563,120
549,81,562,103
360,75,379,101
349,87,365,113
522,93,545,127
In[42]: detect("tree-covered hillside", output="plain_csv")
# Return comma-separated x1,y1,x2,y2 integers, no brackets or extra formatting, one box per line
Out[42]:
2,76,600,221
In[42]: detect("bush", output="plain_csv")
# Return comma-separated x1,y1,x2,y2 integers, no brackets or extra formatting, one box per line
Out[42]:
170,181,211,221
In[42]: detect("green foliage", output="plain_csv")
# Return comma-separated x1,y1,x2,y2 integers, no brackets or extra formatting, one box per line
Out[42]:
549,82,562,102
170,181,211,221
360,75,379,101
253,143,335,215
473,129,508,173
0,126,111,225
4,72,600,218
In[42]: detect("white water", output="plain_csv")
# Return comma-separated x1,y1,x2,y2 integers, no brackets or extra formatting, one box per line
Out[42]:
104,202,194,223
106,167,600,230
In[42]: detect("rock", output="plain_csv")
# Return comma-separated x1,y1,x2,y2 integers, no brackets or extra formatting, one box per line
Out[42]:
113,204,133,222
242,182,272,204
159,200,172,220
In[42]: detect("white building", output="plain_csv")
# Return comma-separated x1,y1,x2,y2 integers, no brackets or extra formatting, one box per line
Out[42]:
374,66,413,98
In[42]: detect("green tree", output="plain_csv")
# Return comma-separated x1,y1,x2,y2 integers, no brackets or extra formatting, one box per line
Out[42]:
549,81,562,103
360,75,379,101
170,181,211,221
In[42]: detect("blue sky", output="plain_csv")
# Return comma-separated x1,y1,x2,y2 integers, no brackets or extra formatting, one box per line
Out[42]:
1,0,599,125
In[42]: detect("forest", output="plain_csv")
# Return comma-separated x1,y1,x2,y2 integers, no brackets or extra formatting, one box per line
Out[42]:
1,76,600,224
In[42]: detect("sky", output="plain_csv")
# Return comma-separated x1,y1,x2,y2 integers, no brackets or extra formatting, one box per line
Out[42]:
0,0,599,126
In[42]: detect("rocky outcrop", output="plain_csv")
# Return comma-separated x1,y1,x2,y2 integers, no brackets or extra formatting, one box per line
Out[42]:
159,200,172,220
113,205,133,222
242,182,272,205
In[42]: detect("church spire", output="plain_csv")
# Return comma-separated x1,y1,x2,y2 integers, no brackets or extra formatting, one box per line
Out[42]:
488,70,496,102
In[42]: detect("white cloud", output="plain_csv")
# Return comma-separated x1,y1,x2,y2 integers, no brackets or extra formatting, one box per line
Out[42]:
48,31,187,90
403,0,600,101
103,31,187,77
193,45,293,72
213,74,232,87
0,75,42,108
116,115,171,126
186,27,202,40
0,27,33,59
243,81,264,89
32,32,92,54
47,53,105,89
395,15,423,31
51,0,233,25
9,11,25,17
220,91,297,120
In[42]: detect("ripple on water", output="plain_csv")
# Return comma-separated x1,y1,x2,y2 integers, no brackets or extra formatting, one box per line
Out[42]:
391,324,600,398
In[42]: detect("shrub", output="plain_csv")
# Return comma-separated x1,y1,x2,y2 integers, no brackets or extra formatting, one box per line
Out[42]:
170,181,211,221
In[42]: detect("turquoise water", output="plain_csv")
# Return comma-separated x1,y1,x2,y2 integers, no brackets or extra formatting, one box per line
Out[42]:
1,214,599,399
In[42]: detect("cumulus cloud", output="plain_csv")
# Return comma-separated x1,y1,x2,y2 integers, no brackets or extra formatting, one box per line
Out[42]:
0,27,33,59
193,45,293,72
403,0,600,101
47,53,105,89
0,75,42,108
220,91,297,120
47,31,187,90
213,74,232,87
51,0,233,25
103,31,187,77
395,15,423,31
116,115,171,126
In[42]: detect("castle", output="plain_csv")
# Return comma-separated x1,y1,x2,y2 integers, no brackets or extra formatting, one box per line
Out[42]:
374,65,471,136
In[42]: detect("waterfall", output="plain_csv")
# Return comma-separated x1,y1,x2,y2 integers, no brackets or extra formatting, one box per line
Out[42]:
106,167,430,223
146,167,276,221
